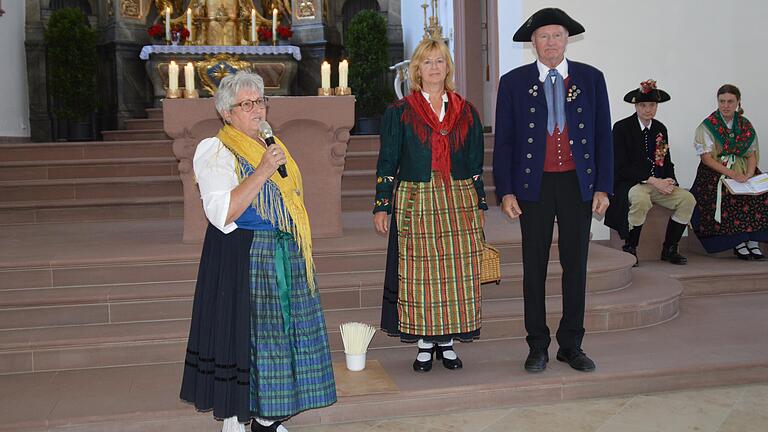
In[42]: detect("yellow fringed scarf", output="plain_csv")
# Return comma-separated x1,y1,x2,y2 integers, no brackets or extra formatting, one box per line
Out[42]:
216,124,316,292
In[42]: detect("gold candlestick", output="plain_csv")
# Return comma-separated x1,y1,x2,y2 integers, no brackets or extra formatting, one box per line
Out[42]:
317,87,333,96
166,88,182,99
334,87,352,96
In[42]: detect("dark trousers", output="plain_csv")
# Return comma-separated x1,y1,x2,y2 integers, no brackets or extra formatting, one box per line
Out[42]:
518,171,592,352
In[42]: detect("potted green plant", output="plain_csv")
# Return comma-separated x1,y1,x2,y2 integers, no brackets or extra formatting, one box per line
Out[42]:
45,7,98,141
346,10,391,135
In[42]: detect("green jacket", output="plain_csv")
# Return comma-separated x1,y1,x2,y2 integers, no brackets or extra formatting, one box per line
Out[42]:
373,97,488,214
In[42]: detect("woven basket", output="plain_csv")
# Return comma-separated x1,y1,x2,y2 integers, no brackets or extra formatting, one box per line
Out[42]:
480,243,501,285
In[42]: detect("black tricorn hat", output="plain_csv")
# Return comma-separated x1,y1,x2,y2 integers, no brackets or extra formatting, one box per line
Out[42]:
513,8,585,42
623,80,671,103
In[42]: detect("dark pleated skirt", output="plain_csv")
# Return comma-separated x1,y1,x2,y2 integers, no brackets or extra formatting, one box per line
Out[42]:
180,224,252,422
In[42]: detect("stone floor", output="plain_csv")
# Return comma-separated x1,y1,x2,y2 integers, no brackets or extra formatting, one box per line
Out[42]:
290,383,768,432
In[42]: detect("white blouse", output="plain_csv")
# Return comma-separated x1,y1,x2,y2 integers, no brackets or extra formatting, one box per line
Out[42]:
193,137,240,234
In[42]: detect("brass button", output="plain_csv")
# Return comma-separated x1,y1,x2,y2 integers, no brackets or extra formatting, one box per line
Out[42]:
581,138,587,144
526,153,532,159
529,122,535,128
578,123,585,129
577,107,583,113
569,140,574,145
525,168,531,174
527,137,534,143
530,107,536,113
523,183,529,189
584,153,590,159
587,168,592,174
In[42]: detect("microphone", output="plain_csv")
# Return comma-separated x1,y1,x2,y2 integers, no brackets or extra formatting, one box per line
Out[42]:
258,120,288,178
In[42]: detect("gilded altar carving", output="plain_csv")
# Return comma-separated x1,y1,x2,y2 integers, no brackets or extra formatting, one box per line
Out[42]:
120,0,142,19
196,54,253,93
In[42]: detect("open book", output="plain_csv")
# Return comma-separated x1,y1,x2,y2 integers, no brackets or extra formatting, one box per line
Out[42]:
724,173,768,195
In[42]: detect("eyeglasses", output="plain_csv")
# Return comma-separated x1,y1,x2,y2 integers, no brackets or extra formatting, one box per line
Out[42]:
422,57,446,68
231,97,269,112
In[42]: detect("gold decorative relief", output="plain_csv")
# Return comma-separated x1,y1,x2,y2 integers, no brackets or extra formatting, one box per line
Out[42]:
120,0,141,19
296,0,315,19
197,54,252,94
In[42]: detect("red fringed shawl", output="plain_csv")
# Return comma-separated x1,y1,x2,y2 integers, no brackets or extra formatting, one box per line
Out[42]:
402,91,474,183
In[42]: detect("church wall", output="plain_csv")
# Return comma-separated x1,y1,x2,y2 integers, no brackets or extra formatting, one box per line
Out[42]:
496,0,768,240
0,3,31,139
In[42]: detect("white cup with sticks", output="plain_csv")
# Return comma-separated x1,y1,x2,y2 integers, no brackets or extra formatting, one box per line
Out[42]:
340,322,376,371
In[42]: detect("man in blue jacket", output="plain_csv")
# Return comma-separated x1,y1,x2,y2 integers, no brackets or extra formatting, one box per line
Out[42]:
493,8,613,373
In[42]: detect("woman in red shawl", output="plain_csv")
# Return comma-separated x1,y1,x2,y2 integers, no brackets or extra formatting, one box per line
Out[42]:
373,38,487,372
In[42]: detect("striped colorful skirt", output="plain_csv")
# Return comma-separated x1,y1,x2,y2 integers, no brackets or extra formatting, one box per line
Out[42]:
181,225,336,422
381,174,484,343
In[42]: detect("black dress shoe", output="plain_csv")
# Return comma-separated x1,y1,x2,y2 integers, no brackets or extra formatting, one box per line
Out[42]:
734,244,752,260
413,345,435,372
661,244,687,265
524,350,548,373
556,348,596,372
622,244,639,267
748,245,766,260
252,420,281,432
435,344,463,370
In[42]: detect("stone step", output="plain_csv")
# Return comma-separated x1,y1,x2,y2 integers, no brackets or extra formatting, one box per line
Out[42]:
101,129,169,142
1,292,766,431
0,157,178,181
0,245,634,330
0,140,173,162
0,268,678,375
123,118,164,131
344,147,494,171
146,108,163,119
0,197,184,225
0,176,182,203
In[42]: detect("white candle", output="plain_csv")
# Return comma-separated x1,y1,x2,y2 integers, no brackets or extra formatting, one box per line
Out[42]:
339,60,348,88
169,61,179,91
321,61,331,89
165,7,171,41
186,8,192,42
251,9,256,42
185,62,195,91
272,8,278,43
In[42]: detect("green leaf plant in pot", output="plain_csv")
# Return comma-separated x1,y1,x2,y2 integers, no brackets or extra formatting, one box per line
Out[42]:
45,8,98,141
346,10,392,135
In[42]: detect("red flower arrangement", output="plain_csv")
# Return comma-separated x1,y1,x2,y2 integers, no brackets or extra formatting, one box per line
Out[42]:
277,25,293,40
257,24,293,41
147,23,189,43
147,23,164,38
257,26,273,41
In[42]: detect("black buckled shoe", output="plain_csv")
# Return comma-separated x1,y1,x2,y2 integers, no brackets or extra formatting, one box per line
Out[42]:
435,344,463,370
734,244,752,260
748,245,766,260
556,348,596,372
252,420,282,432
661,244,687,265
524,349,548,373
413,345,435,372
622,244,639,267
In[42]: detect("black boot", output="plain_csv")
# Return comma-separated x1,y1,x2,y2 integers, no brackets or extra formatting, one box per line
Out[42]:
661,220,688,265
622,225,642,267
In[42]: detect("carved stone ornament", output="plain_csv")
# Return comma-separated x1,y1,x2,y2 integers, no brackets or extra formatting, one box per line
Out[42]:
120,0,140,19
296,0,315,19
107,0,114,18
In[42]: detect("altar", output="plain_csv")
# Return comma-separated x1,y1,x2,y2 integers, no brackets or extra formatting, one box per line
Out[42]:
140,45,300,106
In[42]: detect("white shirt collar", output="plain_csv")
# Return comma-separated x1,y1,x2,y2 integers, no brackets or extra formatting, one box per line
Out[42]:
421,90,448,122
638,116,653,131
537,58,569,82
